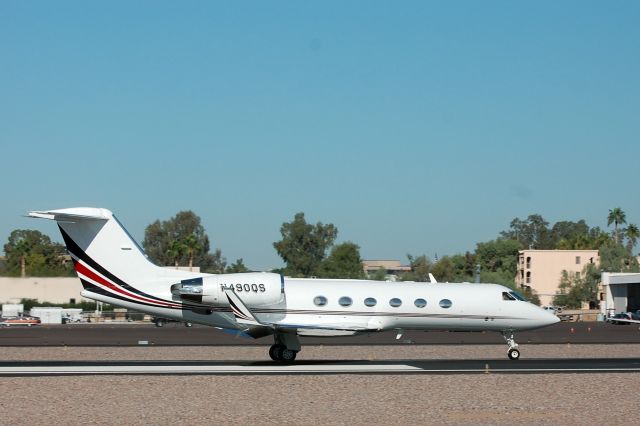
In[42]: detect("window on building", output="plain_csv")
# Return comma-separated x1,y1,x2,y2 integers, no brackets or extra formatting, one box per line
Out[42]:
338,296,352,307
313,296,327,306
575,271,580,279
590,257,594,264
576,256,581,265
526,271,531,284
364,297,377,307
70,298,76,304
526,257,531,269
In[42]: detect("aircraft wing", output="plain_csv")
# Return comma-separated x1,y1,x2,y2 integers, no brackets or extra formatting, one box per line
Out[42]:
223,288,376,337
606,317,640,324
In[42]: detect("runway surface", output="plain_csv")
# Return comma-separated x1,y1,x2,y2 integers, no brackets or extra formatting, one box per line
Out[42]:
1,321,639,346
2,357,640,376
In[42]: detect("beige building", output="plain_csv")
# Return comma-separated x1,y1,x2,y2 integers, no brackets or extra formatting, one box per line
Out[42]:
516,250,599,306
0,277,89,304
362,260,411,281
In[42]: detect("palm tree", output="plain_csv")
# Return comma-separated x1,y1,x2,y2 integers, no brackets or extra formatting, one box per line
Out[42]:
14,238,31,278
182,234,202,272
607,207,627,244
626,224,640,254
166,240,186,268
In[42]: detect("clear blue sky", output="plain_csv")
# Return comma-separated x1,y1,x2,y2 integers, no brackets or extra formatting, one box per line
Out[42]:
1,1,639,270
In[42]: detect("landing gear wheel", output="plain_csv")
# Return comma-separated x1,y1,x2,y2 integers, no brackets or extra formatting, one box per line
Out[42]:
508,348,520,360
269,344,285,361
280,348,297,362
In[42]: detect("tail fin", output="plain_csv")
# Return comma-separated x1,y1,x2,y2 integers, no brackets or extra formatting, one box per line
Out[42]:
29,208,193,289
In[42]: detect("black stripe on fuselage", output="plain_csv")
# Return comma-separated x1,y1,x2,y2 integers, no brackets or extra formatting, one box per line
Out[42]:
59,225,208,310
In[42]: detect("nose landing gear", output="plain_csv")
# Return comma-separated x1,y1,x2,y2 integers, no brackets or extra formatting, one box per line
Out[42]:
502,330,520,360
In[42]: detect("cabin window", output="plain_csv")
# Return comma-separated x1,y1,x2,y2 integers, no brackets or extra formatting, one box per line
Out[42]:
389,298,402,307
414,298,427,308
502,292,516,301
338,296,353,307
364,297,377,307
313,296,327,306
439,299,452,309
509,291,526,301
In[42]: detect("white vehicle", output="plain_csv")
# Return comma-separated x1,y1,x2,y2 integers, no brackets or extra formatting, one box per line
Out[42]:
29,207,559,362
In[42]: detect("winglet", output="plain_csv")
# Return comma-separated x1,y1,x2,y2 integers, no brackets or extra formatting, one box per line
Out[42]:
223,287,263,327
428,273,437,283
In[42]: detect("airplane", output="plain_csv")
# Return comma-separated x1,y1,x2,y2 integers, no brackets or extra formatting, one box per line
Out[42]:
606,311,640,325
29,207,559,362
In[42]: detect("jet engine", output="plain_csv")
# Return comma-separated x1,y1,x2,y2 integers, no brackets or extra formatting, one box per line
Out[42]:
171,272,284,308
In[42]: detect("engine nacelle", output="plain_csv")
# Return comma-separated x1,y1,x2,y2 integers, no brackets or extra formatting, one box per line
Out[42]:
171,272,284,308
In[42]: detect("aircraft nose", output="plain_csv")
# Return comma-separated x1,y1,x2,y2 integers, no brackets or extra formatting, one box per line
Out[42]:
539,308,560,326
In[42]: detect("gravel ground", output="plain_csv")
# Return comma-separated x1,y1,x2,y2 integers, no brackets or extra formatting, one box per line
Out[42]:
1,344,639,425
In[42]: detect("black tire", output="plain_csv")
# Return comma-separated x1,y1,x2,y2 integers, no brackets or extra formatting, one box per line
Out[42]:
269,344,285,361
281,348,297,362
508,348,520,360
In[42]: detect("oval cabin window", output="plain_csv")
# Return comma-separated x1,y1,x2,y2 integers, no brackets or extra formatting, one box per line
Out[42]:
338,296,353,307
313,296,327,306
414,298,427,308
439,299,452,309
389,298,402,307
364,297,377,307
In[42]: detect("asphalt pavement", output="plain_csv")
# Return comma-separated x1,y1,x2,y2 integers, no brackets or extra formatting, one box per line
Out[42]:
1,321,639,346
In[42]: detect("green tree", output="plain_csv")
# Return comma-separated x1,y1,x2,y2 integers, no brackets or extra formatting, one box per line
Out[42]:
142,211,225,273
553,264,601,309
273,213,337,277
500,214,551,249
625,224,639,254
399,254,432,282
226,258,249,273
449,252,477,281
599,242,640,273
3,230,73,277
371,267,388,281
431,256,455,282
553,270,583,309
182,234,202,272
475,239,521,278
318,242,365,279
166,240,186,268
607,207,627,244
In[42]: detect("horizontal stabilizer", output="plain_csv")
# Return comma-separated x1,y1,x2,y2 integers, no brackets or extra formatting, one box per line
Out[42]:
28,208,111,222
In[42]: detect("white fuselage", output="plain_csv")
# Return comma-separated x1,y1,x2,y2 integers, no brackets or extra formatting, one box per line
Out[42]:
81,276,558,334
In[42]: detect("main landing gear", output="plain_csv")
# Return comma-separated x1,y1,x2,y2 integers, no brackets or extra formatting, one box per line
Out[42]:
269,332,301,363
502,330,520,360
269,344,298,362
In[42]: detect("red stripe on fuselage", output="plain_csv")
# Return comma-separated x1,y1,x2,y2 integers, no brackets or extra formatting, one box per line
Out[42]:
74,261,180,308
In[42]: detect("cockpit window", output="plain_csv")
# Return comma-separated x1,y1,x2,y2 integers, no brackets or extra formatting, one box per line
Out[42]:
502,292,516,301
509,291,527,301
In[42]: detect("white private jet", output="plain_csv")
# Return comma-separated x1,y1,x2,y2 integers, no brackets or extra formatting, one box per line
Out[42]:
29,207,559,361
